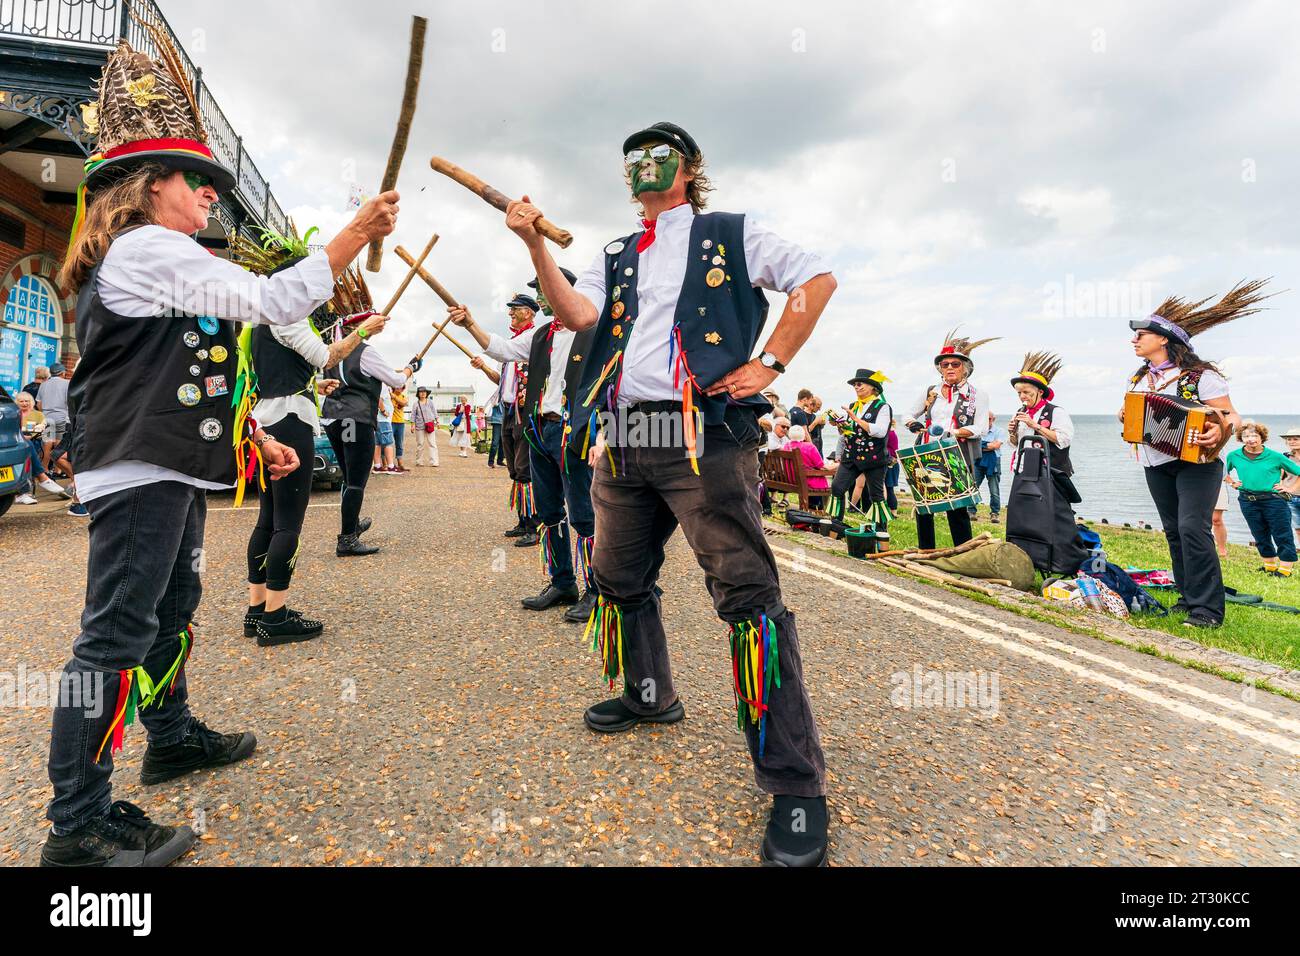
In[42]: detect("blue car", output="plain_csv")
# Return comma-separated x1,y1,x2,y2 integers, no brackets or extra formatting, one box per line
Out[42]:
313,433,343,490
0,393,32,519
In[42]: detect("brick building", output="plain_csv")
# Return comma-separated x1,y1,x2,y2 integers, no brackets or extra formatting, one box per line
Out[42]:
0,0,292,396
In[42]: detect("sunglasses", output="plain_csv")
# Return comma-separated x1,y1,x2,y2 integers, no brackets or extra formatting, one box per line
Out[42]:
624,144,678,167
938,360,965,369
182,171,215,191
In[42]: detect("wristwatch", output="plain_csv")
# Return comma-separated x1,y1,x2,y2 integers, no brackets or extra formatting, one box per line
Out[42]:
759,351,786,374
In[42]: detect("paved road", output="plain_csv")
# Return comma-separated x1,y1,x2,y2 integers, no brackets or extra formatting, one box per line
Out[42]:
1,450,1297,865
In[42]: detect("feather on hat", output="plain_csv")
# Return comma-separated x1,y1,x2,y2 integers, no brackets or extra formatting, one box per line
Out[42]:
1011,351,1063,400
1129,278,1275,346
934,327,999,368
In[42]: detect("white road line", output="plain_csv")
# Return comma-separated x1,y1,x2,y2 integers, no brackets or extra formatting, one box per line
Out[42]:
773,549,1300,757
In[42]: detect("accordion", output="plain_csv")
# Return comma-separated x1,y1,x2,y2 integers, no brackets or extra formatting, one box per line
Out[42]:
1123,392,1228,464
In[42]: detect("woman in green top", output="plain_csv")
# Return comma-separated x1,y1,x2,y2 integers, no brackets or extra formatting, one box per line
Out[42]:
1225,422,1300,577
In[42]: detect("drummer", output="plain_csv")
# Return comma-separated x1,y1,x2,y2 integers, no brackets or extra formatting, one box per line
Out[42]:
904,330,997,549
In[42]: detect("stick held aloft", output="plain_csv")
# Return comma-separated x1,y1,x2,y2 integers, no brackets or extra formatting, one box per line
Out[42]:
430,155,574,248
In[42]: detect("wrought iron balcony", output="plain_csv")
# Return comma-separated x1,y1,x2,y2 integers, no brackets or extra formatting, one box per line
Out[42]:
0,0,290,239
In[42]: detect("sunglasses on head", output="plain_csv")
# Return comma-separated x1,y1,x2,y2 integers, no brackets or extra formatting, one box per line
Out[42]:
624,144,678,167
182,171,215,191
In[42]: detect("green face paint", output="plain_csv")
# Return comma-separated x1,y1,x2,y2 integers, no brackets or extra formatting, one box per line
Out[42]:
629,147,680,198
537,291,552,316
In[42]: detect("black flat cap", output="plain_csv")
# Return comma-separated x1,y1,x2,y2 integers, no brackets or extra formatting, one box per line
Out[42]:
528,268,577,290
622,122,700,161
507,293,539,312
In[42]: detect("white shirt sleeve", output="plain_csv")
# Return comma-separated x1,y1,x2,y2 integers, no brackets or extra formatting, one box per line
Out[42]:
573,250,608,313
965,389,990,441
359,346,410,388
270,319,330,368
743,219,832,294
867,403,892,439
1196,370,1230,401
1049,407,1074,448
483,325,538,364
97,225,335,326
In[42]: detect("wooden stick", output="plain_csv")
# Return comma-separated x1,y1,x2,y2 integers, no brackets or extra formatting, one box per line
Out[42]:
380,233,438,316
367,15,428,272
395,244,460,308
415,314,475,361
430,155,574,248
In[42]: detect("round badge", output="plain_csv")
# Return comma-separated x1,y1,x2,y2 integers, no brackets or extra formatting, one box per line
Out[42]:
177,384,202,407
605,241,625,255
702,240,714,250
199,418,223,442
624,268,634,277
195,349,209,361
712,256,725,266
611,285,621,303
197,316,219,335
189,365,202,376
184,332,201,349
611,301,626,320
210,346,229,363
706,268,726,288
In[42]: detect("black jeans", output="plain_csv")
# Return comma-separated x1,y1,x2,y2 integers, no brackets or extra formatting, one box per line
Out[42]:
247,414,316,590
47,482,204,833
529,417,597,591
1144,459,1225,621
589,411,826,798
325,419,375,536
1239,495,1297,563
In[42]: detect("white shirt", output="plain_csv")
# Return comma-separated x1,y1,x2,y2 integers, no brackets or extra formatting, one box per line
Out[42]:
492,324,534,407
573,205,830,406
1128,366,1230,468
907,381,990,442
319,345,409,427
252,319,331,433
76,226,336,504
483,321,576,416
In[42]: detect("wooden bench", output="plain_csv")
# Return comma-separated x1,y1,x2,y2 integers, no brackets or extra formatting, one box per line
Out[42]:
761,448,834,513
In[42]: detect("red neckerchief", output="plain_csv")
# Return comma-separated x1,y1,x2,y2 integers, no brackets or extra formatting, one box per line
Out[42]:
942,381,968,404
511,320,534,338
637,202,689,253
1026,398,1048,420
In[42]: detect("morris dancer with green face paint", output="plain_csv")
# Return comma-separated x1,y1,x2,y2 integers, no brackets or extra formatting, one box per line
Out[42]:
505,122,838,866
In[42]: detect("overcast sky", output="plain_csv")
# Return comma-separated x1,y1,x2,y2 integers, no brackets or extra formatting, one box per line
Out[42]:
166,0,1299,415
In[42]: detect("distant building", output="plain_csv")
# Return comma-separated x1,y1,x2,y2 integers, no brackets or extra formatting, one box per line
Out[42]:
414,383,480,417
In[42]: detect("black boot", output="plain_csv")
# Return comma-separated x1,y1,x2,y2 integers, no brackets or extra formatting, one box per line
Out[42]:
355,516,373,537
336,533,379,557
243,602,266,637
760,795,829,867
583,697,685,734
503,517,529,538
521,584,580,611
515,530,539,548
563,589,597,623
40,801,195,868
139,720,257,786
255,607,324,647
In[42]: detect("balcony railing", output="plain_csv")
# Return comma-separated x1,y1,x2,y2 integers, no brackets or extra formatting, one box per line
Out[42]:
0,0,290,236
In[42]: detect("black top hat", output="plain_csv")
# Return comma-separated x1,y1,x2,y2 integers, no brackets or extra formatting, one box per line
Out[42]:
847,368,888,389
528,268,577,290
622,122,701,161
507,293,539,312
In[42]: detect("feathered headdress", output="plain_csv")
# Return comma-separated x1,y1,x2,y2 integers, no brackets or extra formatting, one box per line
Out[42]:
1011,351,1063,400
1130,279,1274,346
934,327,999,368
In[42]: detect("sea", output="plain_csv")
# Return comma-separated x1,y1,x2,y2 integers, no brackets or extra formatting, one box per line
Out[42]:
873,414,1300,546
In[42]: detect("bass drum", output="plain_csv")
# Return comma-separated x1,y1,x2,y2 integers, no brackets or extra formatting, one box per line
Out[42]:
897,436,980,516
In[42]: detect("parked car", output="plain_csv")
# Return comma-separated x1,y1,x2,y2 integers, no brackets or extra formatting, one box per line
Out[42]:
313,433,343,490
0,393,31,519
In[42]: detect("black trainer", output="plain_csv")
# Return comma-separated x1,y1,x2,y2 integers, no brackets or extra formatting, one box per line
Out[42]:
761,795,829,867
336,533,379,557
563,590,598,623
521,585,580,611
255,608,324,647
139,720,257,786
1182,613,1223,630
40,801,195,868
515,530,539,548
503,519,530,538
583,697,685,734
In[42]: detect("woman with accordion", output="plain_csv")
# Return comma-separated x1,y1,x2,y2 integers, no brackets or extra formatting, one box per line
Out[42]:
1122,282,1268,629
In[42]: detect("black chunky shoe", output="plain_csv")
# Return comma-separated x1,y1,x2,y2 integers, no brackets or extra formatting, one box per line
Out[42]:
255,609,324,647
246,607,318,638
563,590,598,623
515,531,539,548
583,697,685,734
503,518,529,538
41,801,195,868
356,516,372,537
139,720,257,786
760,795,829,867
336,533,380,557
521,585,580,611
243,603,266,637
1182,613,1223,630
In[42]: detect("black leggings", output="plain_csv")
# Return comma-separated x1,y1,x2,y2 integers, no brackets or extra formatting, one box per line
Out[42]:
326,419,376,536
247,414,316,591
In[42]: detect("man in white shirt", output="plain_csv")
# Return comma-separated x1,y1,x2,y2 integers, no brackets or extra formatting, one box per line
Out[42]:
504,121,838,867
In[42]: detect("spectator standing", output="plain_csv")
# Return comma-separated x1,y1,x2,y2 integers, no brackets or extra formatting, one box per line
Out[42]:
37,363,72,471
449,395,473,458
373,385,400,474
971,412,1005,524
1225,422,1300,577
390,385,409,472
410,387,441,467
1284,426,1300,548
24,366,50,403
487,395,504,468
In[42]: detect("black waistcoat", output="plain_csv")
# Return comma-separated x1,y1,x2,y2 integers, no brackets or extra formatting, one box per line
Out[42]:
845,399,890,468
253,322,316,400
572,212,771,445
322,346,382,423
67,255,239,483
523,319,597,416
